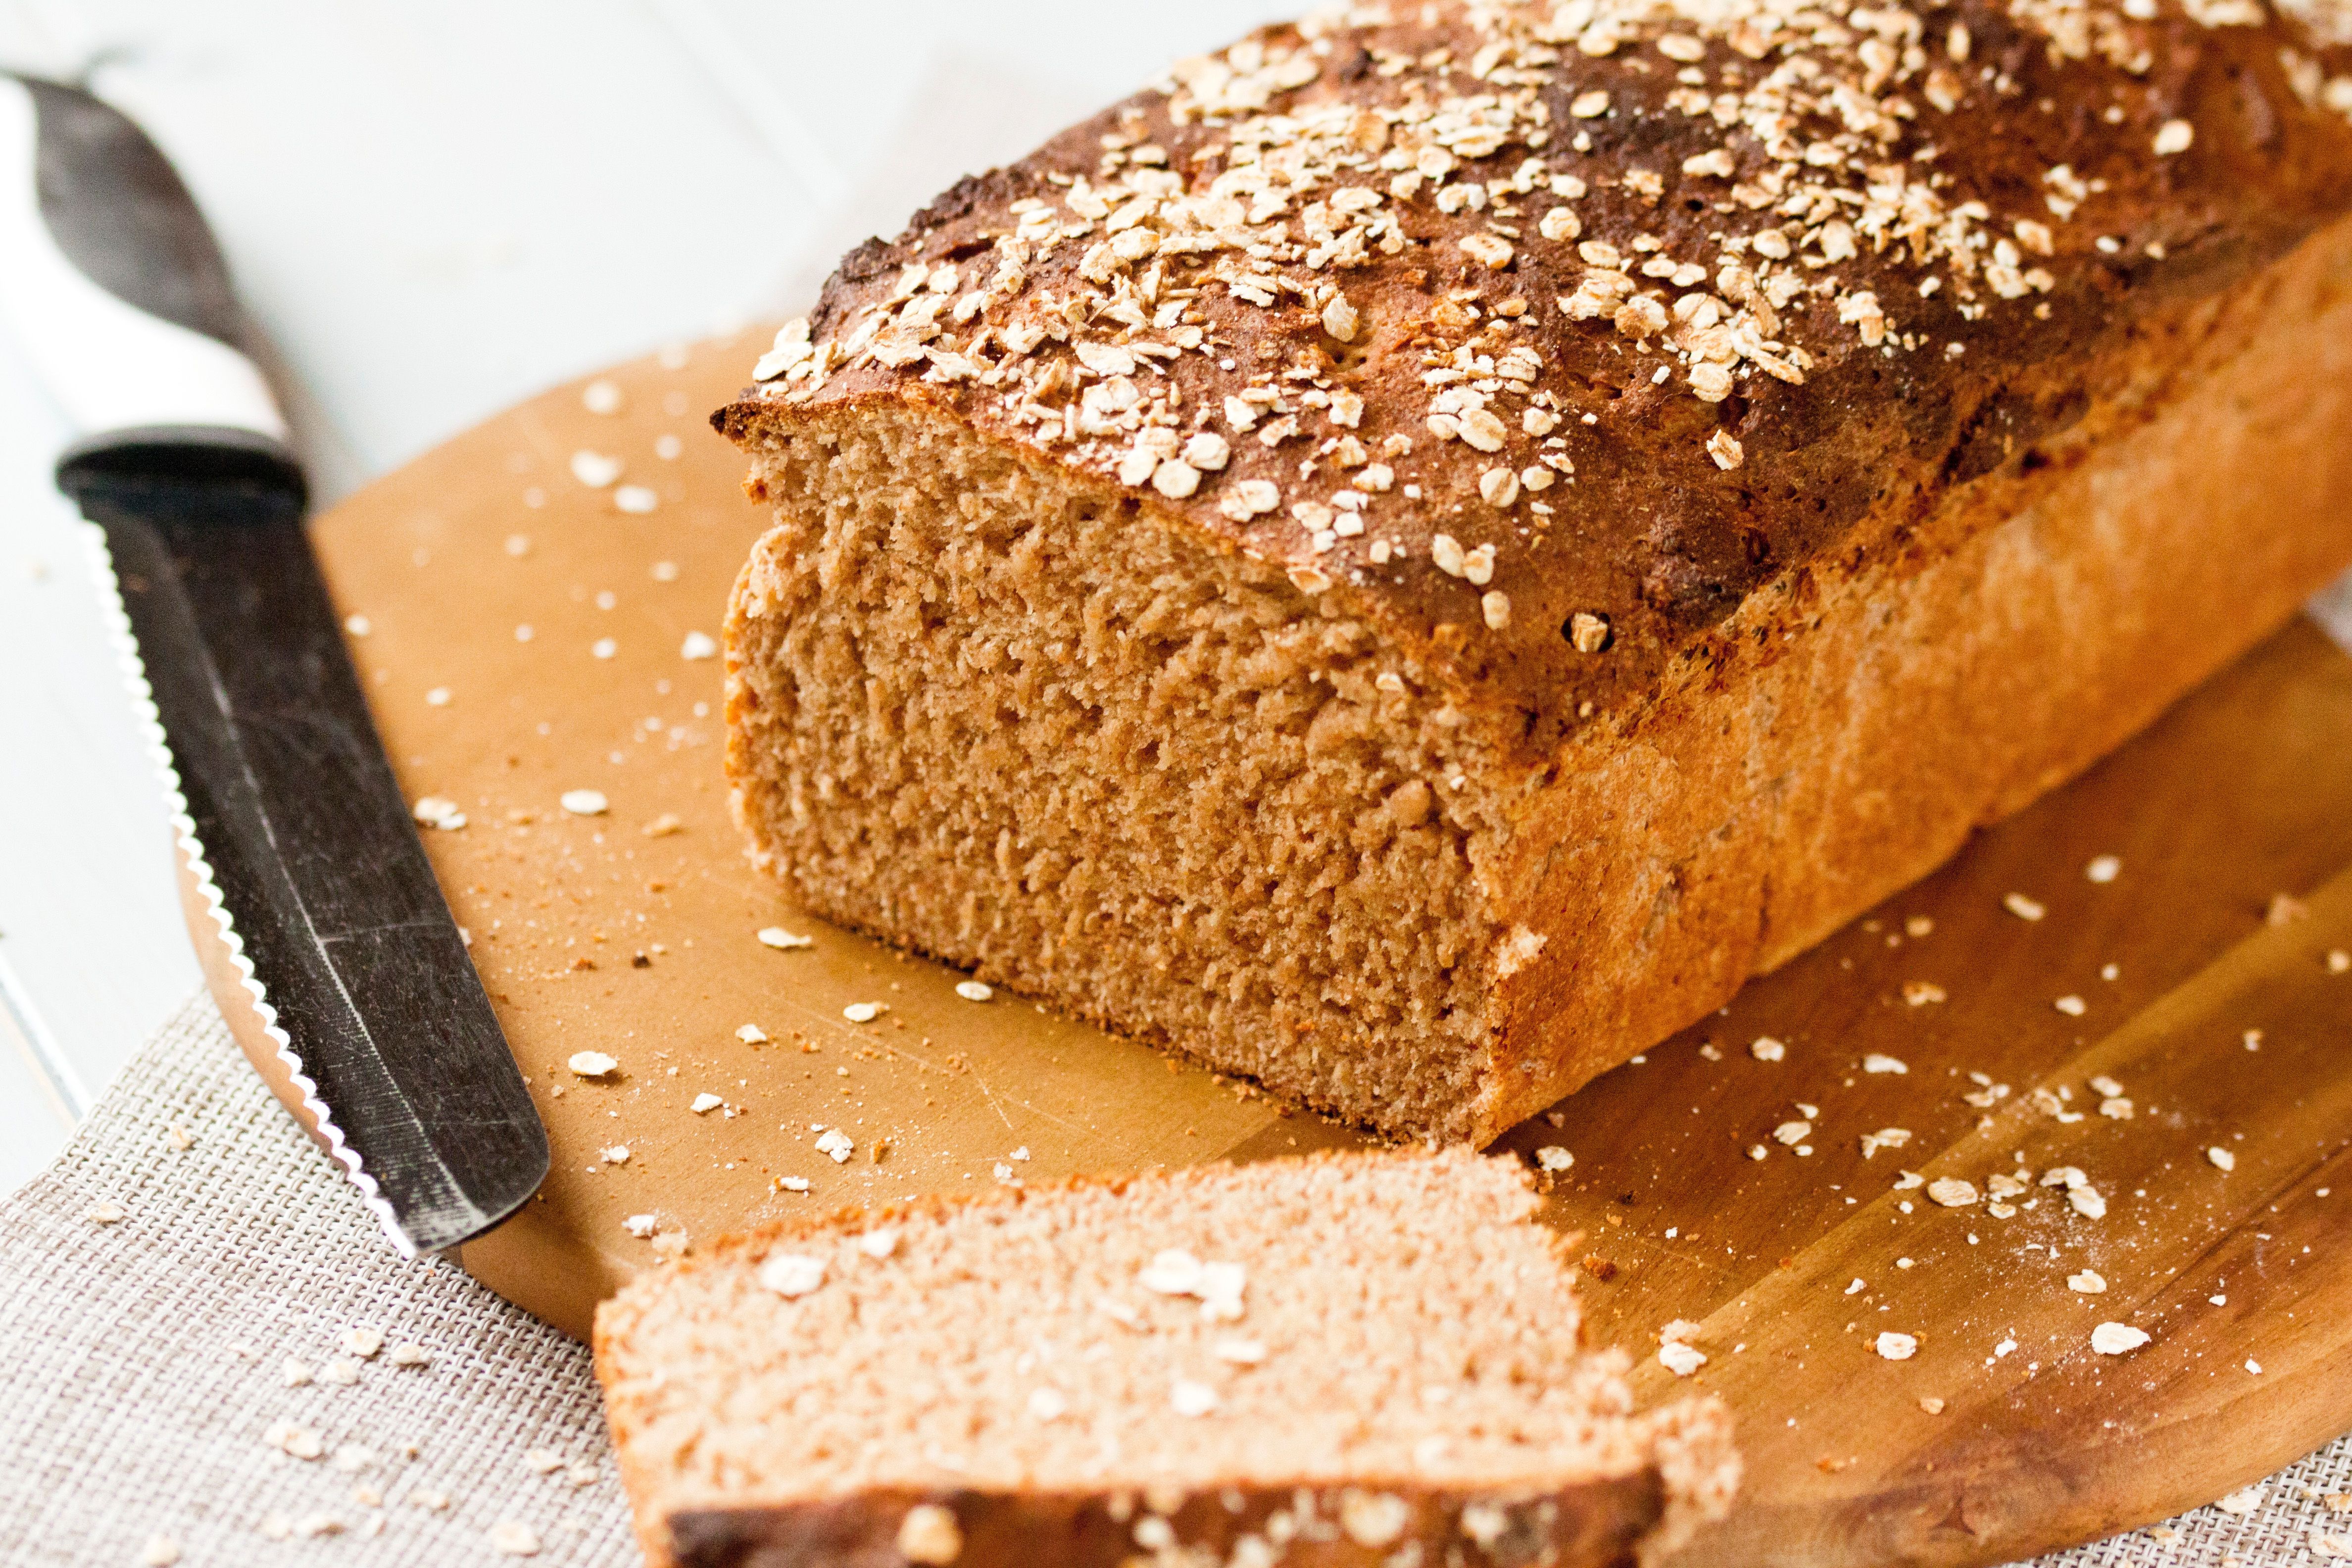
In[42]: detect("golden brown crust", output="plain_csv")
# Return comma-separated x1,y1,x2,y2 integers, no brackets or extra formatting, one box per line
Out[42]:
659,1475,1666,1568
1471,208,2352,1130
717,0,2352,763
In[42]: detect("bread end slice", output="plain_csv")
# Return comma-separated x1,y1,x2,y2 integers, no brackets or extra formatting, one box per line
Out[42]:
595,1149,1736,1568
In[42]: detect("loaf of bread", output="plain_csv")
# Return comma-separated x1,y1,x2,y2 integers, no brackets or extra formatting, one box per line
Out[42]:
594,1149,1737,1568
718,0,2352,1143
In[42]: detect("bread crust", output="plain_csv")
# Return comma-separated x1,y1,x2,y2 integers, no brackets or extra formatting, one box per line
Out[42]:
717,0,2352,761
660,1476,1664,1568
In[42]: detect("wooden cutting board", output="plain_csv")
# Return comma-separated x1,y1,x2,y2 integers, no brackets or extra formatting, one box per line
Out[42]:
195,332,2352,1568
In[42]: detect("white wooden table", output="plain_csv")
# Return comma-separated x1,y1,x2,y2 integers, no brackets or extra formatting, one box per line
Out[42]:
0,0,2347,1196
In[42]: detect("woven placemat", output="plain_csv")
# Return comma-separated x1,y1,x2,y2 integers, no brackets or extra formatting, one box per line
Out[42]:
1,992,2345,1566
0,993,637,1567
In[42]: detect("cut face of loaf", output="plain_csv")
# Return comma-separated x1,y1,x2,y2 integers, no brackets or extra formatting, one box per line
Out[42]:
721,1,2352,1142
726,401,1520,1140
593,1149,1738,1568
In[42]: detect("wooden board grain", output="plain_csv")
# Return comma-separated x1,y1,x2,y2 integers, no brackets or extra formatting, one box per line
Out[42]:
243,335,2352,1567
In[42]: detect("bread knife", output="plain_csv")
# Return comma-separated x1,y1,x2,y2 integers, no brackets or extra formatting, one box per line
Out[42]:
0,74,547,1255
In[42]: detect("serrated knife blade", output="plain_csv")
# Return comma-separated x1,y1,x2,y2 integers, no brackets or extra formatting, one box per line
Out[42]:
0,73,547,1255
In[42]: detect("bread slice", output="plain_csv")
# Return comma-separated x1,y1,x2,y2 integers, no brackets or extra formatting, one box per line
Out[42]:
593,1149,1736,1568
716,0,2352,1144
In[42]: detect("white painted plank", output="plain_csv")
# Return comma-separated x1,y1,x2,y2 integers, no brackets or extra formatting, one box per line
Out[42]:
0,982,75,1196
0,314,203,1135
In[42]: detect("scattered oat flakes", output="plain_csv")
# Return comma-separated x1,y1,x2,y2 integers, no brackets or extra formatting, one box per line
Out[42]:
570,450,621,489
165,1124,192,1151
955,980,994,1002
2090,1322,2150,1355
757,926,814,950
489,1519,541,1556
1772,1120,1812,1146
2246,1358,2263,1374
2086,855,2122,883
410,1489,450,1512
615,485,658,514
2216,1484,2266,1515
1875,1331,1918,1361
736,1024,768,1044
1903,981,1947,1006
689,1093,724,1114
759,1253,826,1299
1706,430,1744,470
525,1449,565,1475
139,1535,180,1566
282,1358,312,1387
411,796,466,831
559,789,608,817
341,1325,383,1359
1918,1396,1946,1415
842,1002,882,1024
2054,994,2087,1017
332,1443,374,1472
1534,1146,1574,1173
387,1342,430,1368
2329,950,2350,975
1862,1054,1907,1075
680,631,718,660
1658,1341,1708,1376
2004,893,2047,921
321,1358,360,1386
1927,1178,1979,1208
2208,1146,2236,1172
2069,1270,2107,1293
624,1214,658,1238
816,1128,856,1163
1751,1036,1786,1063
642,813,684,837
85,1201,124,1225
1860,1128,1911,1158
567,1051,618,1078
264,1421,324,1460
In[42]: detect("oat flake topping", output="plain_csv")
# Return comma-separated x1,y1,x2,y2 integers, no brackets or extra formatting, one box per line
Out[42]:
747,0,2352,647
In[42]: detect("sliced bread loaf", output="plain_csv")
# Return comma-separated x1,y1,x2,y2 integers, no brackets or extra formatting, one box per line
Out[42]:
718,0,2352,1145
594,1149,1735,1568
